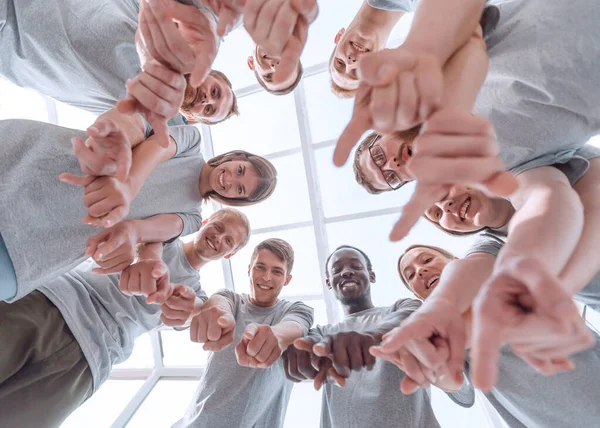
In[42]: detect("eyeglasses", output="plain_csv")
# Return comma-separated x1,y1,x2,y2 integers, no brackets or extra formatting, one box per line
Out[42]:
368,136,408,191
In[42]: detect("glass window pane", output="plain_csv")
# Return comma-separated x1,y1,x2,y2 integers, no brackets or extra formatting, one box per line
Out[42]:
127,380,199,428
431,388,494,428
303,72,354,144
232,154,312,230
55,99,98,130
229,226,323,298
61,380,145,428
0,76,49,122
590,134,600,148
302,298,329,326
200,259,227,297
212,29,259,91
315,145,415,218
283,382,323,428
113,332,154,369
586,307,600,332
326,214,478,307
210,91,300,157
161,329,209,367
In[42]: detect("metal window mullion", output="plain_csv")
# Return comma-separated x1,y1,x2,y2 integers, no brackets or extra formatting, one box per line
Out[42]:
293,79,341,323
150,330,164,369
110,372,161,428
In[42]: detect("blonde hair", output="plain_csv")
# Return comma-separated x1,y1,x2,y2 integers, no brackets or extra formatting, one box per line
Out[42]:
180,70,240,125
208,208,251,250
397,244,456,293
206,150,277,207
353,127,421,194
328,49,357,98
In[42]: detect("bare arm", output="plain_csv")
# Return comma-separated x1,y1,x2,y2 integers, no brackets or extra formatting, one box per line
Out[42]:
136,241,165,260
272,321,306,350
95,107,147,149
130,213,185,244
403,0,485,67
559,158,600,293
498,167,584,277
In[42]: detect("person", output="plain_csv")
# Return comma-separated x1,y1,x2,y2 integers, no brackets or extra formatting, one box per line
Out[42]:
247,45,304,96
282,245,462,428
0,114,276,302
391,244,600,427
0,208,250,428
0,0,238,130
173,238,314,428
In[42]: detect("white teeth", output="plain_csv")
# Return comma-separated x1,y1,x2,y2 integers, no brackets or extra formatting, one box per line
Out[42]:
219,172,225,189
427,276,439,289
206,238,216,251
350,42,367,53
341,281,358,290
257,285,271,291
460,198,471,219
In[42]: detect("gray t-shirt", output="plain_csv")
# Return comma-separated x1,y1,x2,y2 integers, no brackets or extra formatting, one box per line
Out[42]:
473,0,600,174
0,119,204,302
366,0,511,13
465,329,600,427
466,145,600,311
0,0,187,125
175,290,314,428
310,299,441,428
38,239,204,391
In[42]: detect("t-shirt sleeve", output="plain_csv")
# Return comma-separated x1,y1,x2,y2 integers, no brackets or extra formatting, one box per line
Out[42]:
214,289,241,315
367,0,413,12
306,325,327,341
174,207,203,239
168,125,202,158
279,301,315,335
372,298,422,333
465,232,504,257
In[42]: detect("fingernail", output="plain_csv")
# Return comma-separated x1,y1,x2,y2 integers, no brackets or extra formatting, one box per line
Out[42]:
88,126,99,133
105,220,112,227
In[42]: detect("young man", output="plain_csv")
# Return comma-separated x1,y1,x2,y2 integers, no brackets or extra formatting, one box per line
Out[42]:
174,238,314,428
0,0,238,126
0,208,251,427
282,245,462,428
247,45,304,96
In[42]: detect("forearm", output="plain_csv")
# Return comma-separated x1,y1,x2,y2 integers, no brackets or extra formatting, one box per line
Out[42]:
272,321,306,349
127,135,177,197
559,159,600,294
403,0,485,65
499,168,584,277
429,254,496,314
96,108,146,148
136,241,164,260
439,29,488,111
131,214,185,243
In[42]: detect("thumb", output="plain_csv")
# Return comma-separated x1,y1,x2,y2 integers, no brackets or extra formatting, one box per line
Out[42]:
86,229,109,257
116,96,140,115
151,262,168,279
59,173,95,187
294,337,316,352
244,323,259,341
218,313,236,329
482,171,519,198
313,337,333,358
290,0,317,16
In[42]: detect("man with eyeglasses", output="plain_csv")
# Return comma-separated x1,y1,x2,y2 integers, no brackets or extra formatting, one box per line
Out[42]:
353,128,419,194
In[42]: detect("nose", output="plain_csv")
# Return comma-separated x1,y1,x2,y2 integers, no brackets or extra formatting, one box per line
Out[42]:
385,155,403,171
341,268,355,278
262,269,272,281
268,58,280,68
347,51,357,64
417,266,428,278
437,198,456,214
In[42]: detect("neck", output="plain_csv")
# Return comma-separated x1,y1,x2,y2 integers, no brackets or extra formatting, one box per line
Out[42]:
344,296,375,316
198,163,214,197
182,240,211,270
489,197,515,229
349,2,403,42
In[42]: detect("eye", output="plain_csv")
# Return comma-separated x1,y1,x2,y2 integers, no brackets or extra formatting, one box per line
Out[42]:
435,208,442,220
424,257,433,264
237,166,243,176
264,73,273,82
336,59,344,69
408,272,415,280
226,237,233,247
237,185,243,195
211,86,217,97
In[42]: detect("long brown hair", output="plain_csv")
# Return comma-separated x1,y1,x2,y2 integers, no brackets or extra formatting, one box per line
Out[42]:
206,150,277,207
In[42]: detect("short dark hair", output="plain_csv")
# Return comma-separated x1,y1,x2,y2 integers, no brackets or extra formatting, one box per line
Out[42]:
325,245,373,279
250,238,295,276
256,62,304,96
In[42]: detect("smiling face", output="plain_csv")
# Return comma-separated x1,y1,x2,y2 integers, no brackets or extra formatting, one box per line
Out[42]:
330,28,383,91
208,160,260,200
357,134,414,192
399,247,453,299
423,186,497,233
326,248,375,305
248,249,292,307
181,73,234,123
247,45,300,93
193,215,248,260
